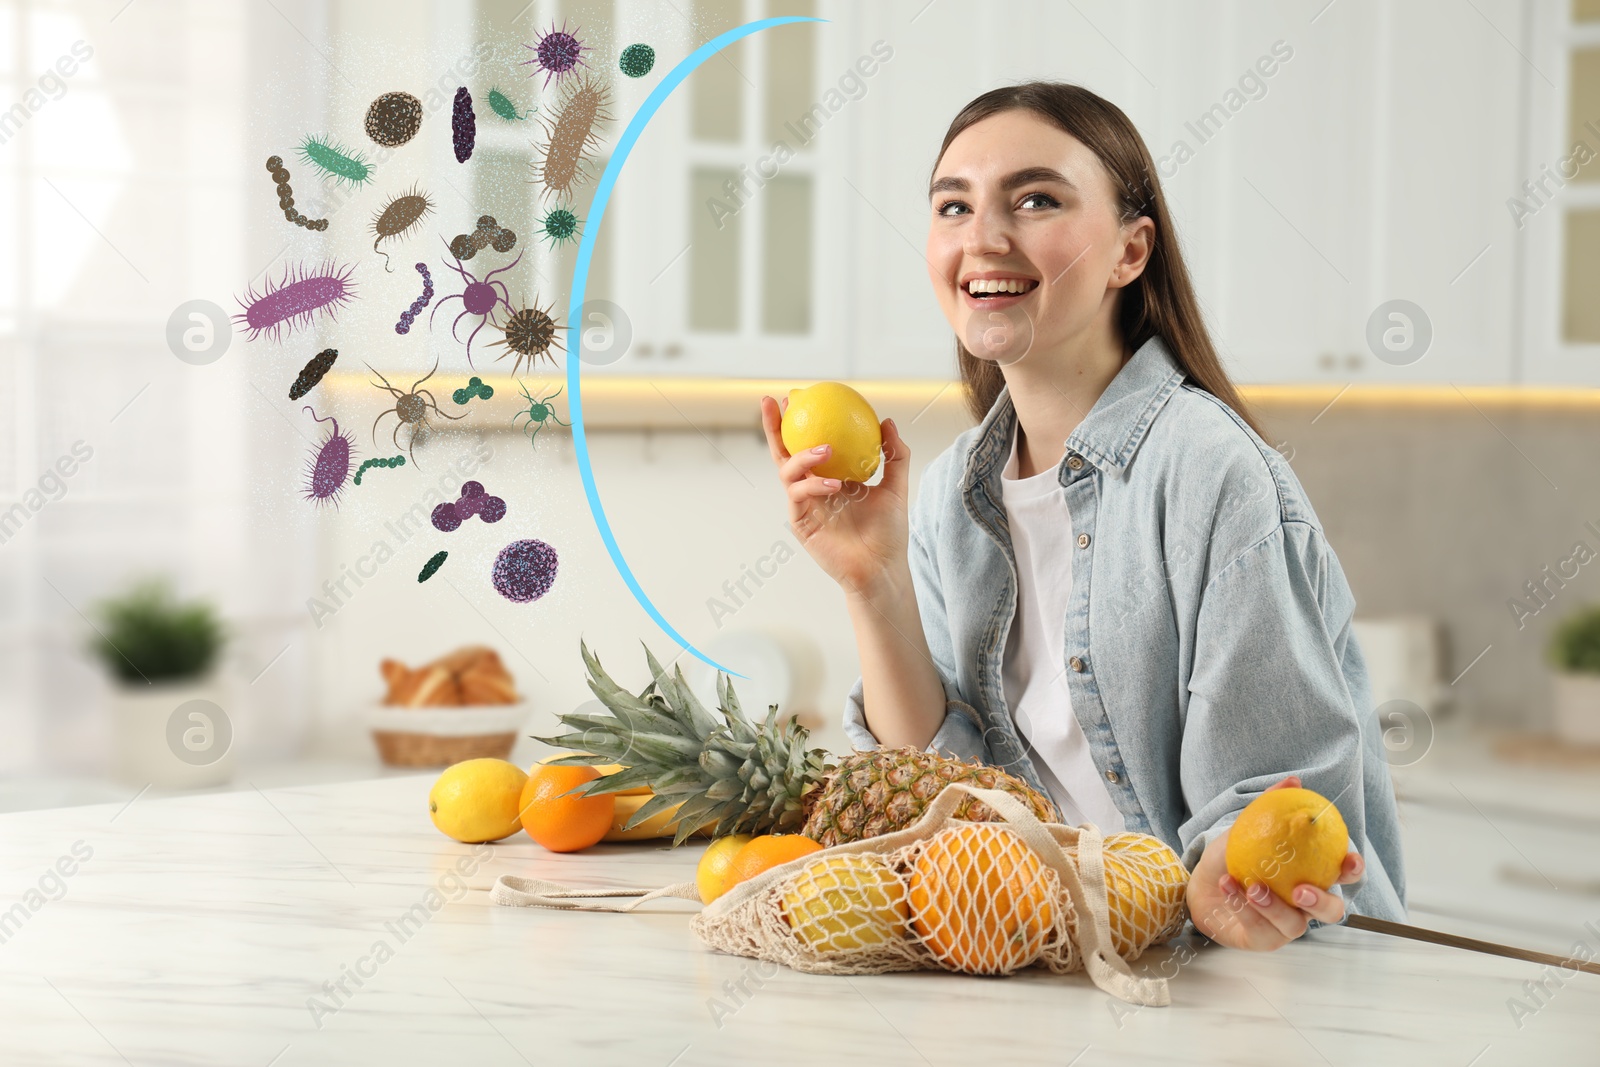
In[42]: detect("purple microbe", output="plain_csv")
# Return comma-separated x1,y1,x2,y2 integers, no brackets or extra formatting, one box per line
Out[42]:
302,406,354,507
431,502,462,532
492,539,559,603
523,22,589,87
433,244,519,366
235,261,356,343
452,86,476,163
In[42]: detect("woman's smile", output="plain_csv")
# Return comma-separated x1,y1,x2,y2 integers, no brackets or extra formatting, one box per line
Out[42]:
960,271,1041,312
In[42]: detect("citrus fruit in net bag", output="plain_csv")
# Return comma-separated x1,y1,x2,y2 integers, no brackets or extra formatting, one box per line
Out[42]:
1224,787,1348,905
909,823,1059,975
781,854,910,954
725,834,824,892
1100,833,1190,958
428,758,529,843
780,382,882,483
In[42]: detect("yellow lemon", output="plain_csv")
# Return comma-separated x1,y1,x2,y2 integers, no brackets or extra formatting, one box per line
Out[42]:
781,382,882,483
696,834,755,904
428,758,529,843
1101,832,1189,958
781,853,909,953
1224,787,1349,905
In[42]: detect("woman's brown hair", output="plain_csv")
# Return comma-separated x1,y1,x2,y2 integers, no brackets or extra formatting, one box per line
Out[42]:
933,82,1265,439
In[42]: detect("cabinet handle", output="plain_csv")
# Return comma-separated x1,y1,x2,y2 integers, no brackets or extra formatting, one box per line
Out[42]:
665,344,683,358
636,342,654,357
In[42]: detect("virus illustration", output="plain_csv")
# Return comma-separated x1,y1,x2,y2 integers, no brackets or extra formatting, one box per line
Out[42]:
289,347,338,401
618,43,655,79
432,481,506,532
523,22,589,87
492,538,559,603
452,376,493,405
449,215,516,261
371,186,434,272
302,406,355,508
265,156,328,231
365,91,423,147
432,244,521,367
298,134,372,188
487,87,533,122
452,87,476,164
513,382,569,448
234,261,355,343
489,299,565,376
369,359,463,467
418,550,448,583
395,263,433,334
531,73,612,201
353,454,405,486
536,207,580,247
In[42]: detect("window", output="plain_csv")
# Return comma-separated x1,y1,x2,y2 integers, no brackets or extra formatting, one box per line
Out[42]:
1563,0,1600,342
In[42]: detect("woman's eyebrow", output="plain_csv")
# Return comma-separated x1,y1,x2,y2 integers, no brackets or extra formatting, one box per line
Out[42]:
928,167,1075,199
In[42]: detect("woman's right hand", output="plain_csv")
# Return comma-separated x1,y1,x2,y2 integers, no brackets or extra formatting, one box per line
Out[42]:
759,395,911,600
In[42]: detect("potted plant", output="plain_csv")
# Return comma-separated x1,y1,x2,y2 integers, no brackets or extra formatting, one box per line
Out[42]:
89,578,232,787
1547,605,1600,745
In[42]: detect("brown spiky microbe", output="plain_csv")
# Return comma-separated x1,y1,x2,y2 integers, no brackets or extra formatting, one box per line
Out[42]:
531,73,612,201
371,185,434,272
490,299,566,376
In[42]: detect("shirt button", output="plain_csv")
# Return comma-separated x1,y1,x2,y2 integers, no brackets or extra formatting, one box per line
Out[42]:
1077,533,1090,549
1069,656,1085,672
1066,454,1085,471
1105,769,1120,784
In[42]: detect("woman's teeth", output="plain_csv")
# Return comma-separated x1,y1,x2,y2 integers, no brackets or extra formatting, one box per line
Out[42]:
966,278,1037,296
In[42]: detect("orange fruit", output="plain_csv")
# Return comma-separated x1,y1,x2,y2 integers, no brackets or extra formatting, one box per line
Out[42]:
1100,833,1189,958
1224,787,1348,905
909,823,1058,975
724,834,823,892
519,763,615,853
696,834,755,904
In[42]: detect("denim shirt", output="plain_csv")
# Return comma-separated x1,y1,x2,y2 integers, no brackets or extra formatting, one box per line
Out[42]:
843,335,1406,923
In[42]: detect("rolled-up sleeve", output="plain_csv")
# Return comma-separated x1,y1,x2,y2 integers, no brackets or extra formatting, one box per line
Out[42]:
1176,519,1404,919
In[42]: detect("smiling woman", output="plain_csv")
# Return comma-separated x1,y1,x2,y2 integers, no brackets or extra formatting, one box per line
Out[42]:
759,81,1408,954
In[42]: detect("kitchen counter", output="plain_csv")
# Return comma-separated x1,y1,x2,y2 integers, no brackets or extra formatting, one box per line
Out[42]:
1,776,1596,1066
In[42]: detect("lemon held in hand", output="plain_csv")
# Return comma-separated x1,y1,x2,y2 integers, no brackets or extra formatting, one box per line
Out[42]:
429,758,529,843
781,382,882,483
1224,787,1348,905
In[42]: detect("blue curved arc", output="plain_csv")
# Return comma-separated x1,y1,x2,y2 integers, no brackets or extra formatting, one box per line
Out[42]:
568,16,824,678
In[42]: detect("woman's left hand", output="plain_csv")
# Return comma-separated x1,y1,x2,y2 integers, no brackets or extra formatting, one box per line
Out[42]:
1184,775,1366,950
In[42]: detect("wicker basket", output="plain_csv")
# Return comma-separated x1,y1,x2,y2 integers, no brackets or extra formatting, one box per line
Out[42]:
367,703,532,768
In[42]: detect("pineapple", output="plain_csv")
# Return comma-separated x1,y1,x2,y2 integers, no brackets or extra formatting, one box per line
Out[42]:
533,642,1059,846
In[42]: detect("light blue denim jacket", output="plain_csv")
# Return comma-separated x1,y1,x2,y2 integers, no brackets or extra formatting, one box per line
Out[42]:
844,335,1406,923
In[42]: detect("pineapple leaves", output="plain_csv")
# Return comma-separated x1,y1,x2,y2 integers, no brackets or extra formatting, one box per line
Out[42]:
621,791,688,830
571,764,658,796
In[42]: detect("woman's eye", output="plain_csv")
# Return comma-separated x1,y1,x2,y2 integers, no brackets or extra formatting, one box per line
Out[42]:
1019,192,1060,210
936,200,970,217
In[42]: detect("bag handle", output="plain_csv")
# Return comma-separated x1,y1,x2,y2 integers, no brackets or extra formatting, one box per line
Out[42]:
489,875,702,912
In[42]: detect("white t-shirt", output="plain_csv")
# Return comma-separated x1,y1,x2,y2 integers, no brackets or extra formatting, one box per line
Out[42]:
999,425,1126,832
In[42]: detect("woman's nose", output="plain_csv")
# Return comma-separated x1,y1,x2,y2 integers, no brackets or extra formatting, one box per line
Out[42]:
964,208,1011,256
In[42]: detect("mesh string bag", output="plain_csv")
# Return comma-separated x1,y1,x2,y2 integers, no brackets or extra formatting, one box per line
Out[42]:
491,783,1188,1006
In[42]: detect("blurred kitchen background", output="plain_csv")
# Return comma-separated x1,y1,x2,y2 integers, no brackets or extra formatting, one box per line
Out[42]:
2,0,1600,951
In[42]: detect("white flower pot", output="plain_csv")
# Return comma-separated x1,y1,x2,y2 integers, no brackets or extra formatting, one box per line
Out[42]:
1552,672,1600,746
111,677,234,788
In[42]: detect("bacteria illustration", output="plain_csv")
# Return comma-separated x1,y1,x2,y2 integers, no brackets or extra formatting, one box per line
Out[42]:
266,156,328,231
353,455,405,485
513,382,569,448
487,87,533,122
298,134,372,188
395,263,433,334
431,481,506,532
365,91,423,147
492,539,559,603
418,550,448,583
371,186,434,272
490,299,565,376
302,406,355,508
234,261,355,343
618,43,655,79
453,376,494,405
289,347,339,400
449,215,516,261
452,87,476,163
523,22,589,87
369,359,463,466
532,73,612,201
536,207,580,247
432,245,521,367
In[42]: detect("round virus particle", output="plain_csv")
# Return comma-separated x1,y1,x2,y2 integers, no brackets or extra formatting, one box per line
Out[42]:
418,550,448,583
524,22,589,87
365,91,423,147
298,134,372,187
289,347,338,401
487,87,533,122
371,186,434,272
302,406,355,507
532,74,612,201
618,43,655,79
490,299,565,376
234,261,356,343
492,539,559,603
452,86,476,164
537,207,580,247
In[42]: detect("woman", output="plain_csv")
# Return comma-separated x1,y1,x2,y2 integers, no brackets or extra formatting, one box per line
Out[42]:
759,83,1405,950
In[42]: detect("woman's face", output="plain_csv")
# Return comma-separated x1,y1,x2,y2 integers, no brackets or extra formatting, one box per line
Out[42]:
926,109,1149,365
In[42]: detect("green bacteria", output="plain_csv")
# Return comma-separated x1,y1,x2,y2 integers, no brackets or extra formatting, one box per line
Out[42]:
453,376,494,405
537,207,581,247
618,43,655,79
417,550,448,583
298,134,372,187
353,455,406,486
487,87,534,121
513,382,569,448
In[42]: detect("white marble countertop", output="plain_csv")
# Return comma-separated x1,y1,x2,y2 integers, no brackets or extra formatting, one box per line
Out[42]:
1,775,1596,1067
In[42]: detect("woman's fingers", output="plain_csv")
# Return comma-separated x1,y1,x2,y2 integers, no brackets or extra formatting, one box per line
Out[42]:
788,474,843,502
1242,880,1310,941
780,443,835,484
1207,875,1288,949
1265,775,1302,793
878,417,910,496
1289,883,1347,924
759,396,790,467
1336,850,1365,884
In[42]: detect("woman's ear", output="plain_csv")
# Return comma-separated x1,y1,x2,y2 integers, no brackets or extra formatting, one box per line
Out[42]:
1110,216,1155,289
